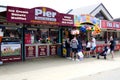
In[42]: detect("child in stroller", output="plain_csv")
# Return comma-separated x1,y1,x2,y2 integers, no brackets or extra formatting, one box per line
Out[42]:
97,41,109,59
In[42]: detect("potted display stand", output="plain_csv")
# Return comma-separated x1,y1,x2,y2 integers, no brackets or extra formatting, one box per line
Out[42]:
0,30,3,65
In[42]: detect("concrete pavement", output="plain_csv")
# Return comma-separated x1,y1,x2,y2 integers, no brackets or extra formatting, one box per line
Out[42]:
0,51,120,80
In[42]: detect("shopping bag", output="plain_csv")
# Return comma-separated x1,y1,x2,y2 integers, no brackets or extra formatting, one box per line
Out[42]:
77,51,84,58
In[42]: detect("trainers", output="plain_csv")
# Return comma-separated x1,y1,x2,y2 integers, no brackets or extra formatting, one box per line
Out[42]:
92,55,96,58
76,59,80,61
104,56,106,59
72,58,74,61
66,57,72,59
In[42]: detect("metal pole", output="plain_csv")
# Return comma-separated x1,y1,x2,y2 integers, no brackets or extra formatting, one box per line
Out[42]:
21,24,25,61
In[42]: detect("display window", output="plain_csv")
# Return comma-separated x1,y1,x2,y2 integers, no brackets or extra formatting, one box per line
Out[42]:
2,27,21,42
25,27,59,44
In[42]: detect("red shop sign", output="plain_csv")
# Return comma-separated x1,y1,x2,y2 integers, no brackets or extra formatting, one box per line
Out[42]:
101,20,120,29
25,46,36,58
50,45,57,55
7,6,74,26
38,45,47,56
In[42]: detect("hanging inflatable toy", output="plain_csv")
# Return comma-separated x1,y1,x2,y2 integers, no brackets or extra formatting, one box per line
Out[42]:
71,30,76,35
86,26,91,31
75,30,80,34
80,25,86,32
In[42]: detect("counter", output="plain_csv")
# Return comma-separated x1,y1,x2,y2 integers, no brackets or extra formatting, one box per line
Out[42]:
25,43,61,59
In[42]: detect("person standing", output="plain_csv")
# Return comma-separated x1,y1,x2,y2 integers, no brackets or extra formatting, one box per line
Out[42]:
77,35,82,52
91,36,96,57
109,36,116,58
65,37,71,58
70,36,78,60
86,39,91,58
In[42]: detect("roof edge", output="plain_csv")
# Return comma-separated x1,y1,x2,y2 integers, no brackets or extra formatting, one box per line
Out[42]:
90,3,113,19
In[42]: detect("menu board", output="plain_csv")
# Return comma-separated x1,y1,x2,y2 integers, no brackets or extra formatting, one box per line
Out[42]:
50,45,57,55
38,45,47,56
25,46,36,58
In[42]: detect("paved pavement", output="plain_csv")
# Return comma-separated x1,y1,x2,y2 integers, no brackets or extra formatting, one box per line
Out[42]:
0,51,120,80
75,68,120,80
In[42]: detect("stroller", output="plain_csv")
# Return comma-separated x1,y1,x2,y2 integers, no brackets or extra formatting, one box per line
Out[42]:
97,46,110,59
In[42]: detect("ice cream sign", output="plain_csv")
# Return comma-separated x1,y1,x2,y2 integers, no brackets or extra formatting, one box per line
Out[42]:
7,6,30,23
35,8,57,22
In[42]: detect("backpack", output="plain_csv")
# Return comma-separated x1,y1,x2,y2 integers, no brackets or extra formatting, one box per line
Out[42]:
71,39,78,48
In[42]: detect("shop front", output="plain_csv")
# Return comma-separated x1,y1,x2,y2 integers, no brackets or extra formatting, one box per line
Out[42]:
98,20,120,51
0,6,74,62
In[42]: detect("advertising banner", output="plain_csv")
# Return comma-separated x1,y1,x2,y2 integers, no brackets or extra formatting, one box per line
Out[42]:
38,45,47,56
1,43,21,56
0,42,21,62
25,46,36,58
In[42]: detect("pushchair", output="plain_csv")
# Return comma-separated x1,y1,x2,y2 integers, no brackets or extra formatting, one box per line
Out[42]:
97,46,110,59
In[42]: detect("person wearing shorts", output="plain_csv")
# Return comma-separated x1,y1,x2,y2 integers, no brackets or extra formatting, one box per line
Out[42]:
91,36,96,57
86,40,91,57
70,36,78,60
109,36,116,58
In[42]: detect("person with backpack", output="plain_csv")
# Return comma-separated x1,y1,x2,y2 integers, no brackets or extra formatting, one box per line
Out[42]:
70,36,78,61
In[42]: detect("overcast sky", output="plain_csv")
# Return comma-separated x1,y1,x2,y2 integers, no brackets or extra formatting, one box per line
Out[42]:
0,0,120,19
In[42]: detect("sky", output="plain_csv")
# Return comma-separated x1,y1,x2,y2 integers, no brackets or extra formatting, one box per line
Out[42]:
0,0,120,19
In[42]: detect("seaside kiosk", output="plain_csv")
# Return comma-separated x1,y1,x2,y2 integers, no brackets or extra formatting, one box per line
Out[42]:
0,6,74,62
